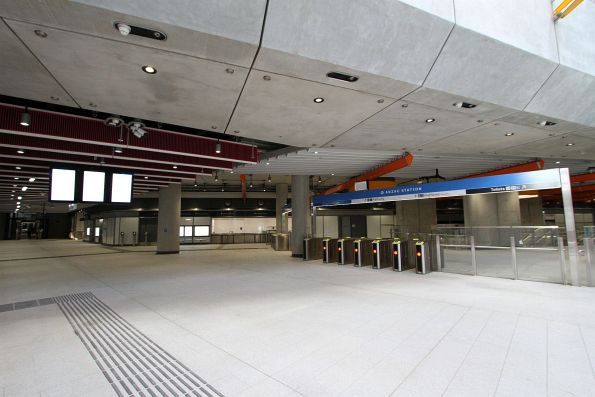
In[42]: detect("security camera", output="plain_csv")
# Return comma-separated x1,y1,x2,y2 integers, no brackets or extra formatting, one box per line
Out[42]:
128,120,147,138
104,115,124,127
115,22,131,36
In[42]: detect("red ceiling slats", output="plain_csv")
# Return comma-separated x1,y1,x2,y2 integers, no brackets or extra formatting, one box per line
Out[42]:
0,104,259,164
0,133,233,170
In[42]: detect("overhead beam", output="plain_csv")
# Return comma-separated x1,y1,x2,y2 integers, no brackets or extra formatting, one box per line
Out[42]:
458,160,544,179
322,153,414,195
570,173,595,184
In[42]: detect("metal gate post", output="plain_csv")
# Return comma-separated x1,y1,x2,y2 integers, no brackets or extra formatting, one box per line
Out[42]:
435,235,442,272
510,236,518,280
558,236,567,285
470,235,477,276
585,238,593,287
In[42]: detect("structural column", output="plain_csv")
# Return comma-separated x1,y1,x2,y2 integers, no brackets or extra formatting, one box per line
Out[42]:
157,183,181,254
276,183,288,233
291,175,310,257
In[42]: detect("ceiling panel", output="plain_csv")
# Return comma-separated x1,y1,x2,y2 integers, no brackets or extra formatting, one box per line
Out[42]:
0,0,261,67
418,121,557,155
7,20,249,131
235,148,402,176
0,19,76,106
499,133,595,160
228,70,393,147
402,87,515,121
261,0,454,86
326,100,481,150
424,26,558,110
500,110,589,134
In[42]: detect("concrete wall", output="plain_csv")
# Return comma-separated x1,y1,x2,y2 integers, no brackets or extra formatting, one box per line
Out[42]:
212,217,276,234
366,215,395,238
315,216,339,238
395,199,437,234
520,197,545,226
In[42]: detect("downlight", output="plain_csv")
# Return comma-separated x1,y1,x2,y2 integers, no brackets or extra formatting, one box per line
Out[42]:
538,120,557,127
142,65,157,74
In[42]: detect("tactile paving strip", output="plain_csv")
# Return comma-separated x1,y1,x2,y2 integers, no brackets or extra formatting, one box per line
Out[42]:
0,292,223,397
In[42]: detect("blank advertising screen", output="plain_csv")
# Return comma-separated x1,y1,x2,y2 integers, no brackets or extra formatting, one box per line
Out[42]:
50,168,76,201
111,173,133,203
82,171,106,202
194,226,210,237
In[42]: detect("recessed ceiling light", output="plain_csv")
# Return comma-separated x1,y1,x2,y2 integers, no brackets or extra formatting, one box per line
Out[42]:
15,166,21,170
17,196,22,200
28,177,35,182
14,177,19,180
225,68,234,74
16,201,20,205
555,161,561,164
266,162,270,165
142,65,157,74
172,165,178,169
331,173,335,176
215,141,222,154
505,133,514,136
21,187,28,191
425,118,436,123
538,120,557,127
566,143,575,146
144,176,148,179
34,29,47,38
20,111,30,126
313,97,324,103
17,149,25,154
314,151,319,154
114,147,123,154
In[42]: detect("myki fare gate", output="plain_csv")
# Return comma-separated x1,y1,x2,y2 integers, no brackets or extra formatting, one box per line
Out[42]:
372,239,393,269
322,238,338,263
392,238,411,272
337,238,355,265
415,240,432,274
303,237,322,261
354,238,373,267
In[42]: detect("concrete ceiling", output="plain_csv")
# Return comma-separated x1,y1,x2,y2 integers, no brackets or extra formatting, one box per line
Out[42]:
0,0,594,213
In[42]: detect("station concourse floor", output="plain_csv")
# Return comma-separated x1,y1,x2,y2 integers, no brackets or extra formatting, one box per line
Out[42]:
1,240,595,397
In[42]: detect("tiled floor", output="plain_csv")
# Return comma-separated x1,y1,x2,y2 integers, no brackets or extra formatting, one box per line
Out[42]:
1,240,595,396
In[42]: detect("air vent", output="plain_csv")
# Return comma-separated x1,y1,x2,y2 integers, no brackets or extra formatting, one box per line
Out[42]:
453,101,477,109
114,22,167,41
327,71,359,83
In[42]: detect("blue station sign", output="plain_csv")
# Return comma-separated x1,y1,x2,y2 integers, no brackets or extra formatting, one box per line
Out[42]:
313,169,563,207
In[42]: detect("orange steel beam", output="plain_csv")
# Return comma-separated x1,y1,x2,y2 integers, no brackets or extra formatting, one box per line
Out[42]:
322,153,414,195
458,160,544,179
540,184,595,196
570,173,595,184
554,0,584,20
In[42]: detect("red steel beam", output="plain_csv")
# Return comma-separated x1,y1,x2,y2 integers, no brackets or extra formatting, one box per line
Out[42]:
0,133,233,171
322,153,414,195
0,104,259,164
458,160,545,179
570,173,595,184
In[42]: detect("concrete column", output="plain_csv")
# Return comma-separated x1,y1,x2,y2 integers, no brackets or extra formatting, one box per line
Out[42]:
520,197,544,225
276,183,288,233
291,175,310,257
395,199,437,234
157,183,181,254
464,192,521,245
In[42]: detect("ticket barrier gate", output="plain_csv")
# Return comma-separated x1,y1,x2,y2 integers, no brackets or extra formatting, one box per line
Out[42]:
354,238,373,267
322,238,338,263
303,237,323,261
372,239,393,269
392,239,411,272
337,238,355,265
415,240,432,274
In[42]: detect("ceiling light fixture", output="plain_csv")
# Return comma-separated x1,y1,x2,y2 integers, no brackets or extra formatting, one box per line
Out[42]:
142,65,157,74
566,143,575,146
17,196,22,200
265,162,270,165
34,29,48,38
318,176,322,183
425,118,436,123
128,120,147,138
115,22,131,36
15,166,21,170
539,120,557,127
105,116,124,127
14,177,18,180
28,178,35,182
144,176,148,179
17,149,24,154
505,133,514,136
331,173,335,176
267,174,272,183
114,147,123,154
215,141,222,154
555,161,561,164
453,101,477,109
20,108,30,126
214,172,219,182
172,165,178,169
313,97,324,103
21,187,28,191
